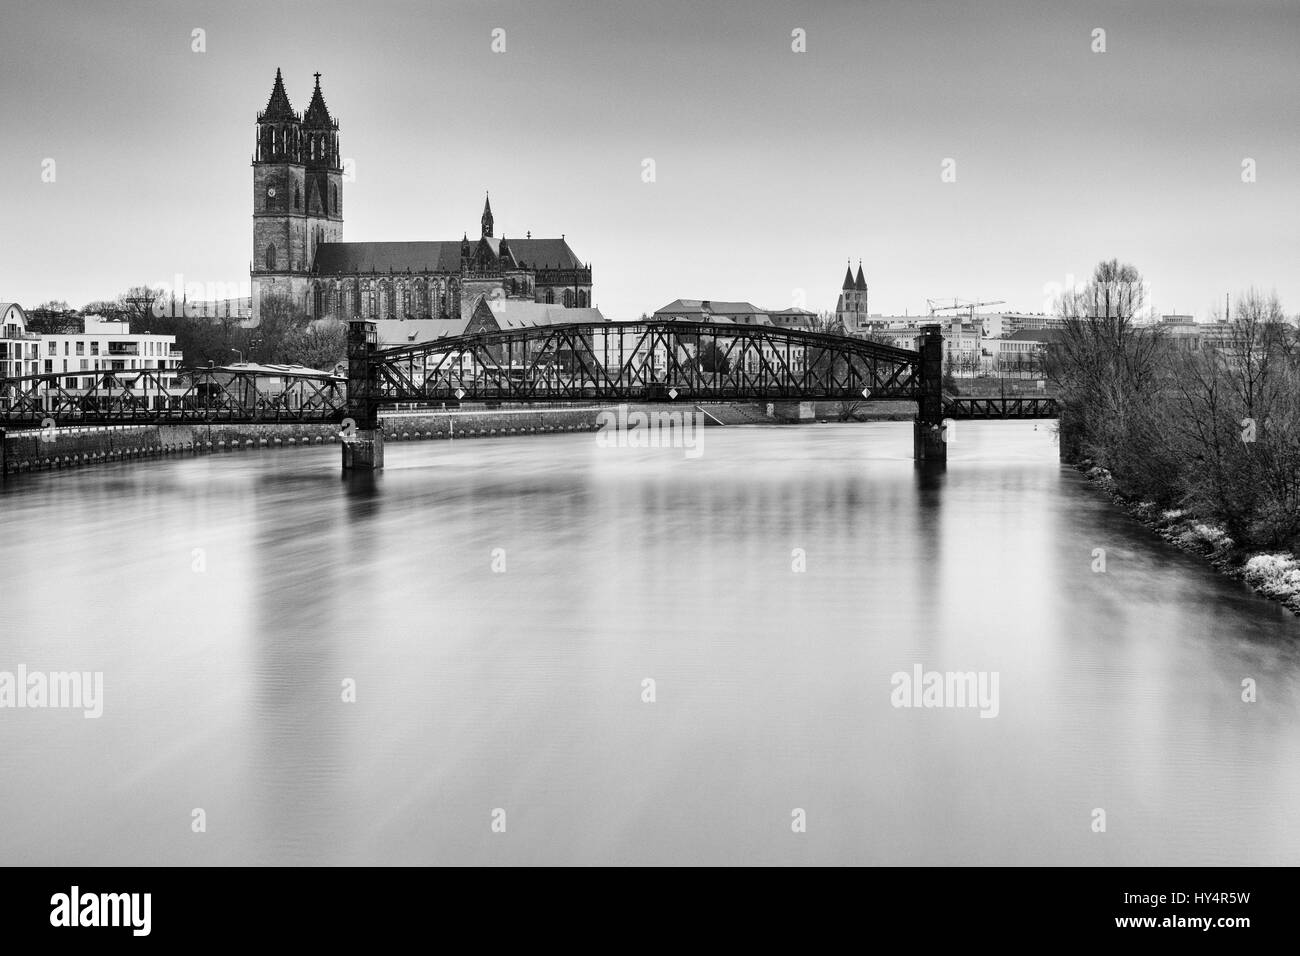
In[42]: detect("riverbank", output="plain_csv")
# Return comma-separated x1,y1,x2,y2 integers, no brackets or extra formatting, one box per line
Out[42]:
1,406,606,477
1079,461,1300,617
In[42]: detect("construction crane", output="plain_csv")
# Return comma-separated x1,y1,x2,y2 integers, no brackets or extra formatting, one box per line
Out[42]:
926,297,1006,326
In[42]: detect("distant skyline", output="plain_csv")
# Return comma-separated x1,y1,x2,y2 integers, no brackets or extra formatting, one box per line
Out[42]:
1,0,1297,320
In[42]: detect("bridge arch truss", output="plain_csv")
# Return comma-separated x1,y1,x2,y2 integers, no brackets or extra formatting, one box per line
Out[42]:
370,320,924,404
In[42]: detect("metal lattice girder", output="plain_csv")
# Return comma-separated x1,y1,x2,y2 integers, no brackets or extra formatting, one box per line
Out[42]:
1,324,1062,426
0,367,347,426
942,397,1060,420
371,320,926,404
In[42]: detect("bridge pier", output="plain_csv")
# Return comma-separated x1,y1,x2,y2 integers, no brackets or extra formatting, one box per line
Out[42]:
913,419,947,462
342,428,384,470
913,324,946,464
343,320,383,472
772,401,816,422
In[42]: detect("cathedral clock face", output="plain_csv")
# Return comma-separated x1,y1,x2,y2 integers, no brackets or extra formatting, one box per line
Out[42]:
266,187,276,198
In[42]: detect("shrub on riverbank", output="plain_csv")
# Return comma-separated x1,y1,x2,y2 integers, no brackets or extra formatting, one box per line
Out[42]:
1242,554,1300,612
1080,464,1298,614
1048,263,1300,557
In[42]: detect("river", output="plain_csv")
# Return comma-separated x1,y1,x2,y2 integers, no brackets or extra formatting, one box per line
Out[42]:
1,421,1297,865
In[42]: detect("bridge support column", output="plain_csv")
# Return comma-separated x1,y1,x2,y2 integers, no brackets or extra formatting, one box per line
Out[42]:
342,429,384,470
914,419,947,462
772,401,816,422
913,324,946,464
343,320,383,472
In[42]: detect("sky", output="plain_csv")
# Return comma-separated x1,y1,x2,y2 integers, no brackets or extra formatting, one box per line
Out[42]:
1,0,1297,320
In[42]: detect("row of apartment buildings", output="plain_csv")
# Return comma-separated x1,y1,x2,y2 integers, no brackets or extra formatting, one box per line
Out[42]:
0,303,184,397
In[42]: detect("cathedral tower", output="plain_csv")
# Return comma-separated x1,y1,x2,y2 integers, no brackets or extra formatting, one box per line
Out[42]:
251,69,343,323
301,73,343,270
835,259,868,329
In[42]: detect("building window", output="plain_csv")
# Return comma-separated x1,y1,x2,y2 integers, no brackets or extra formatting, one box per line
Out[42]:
44,360,52,373
90,342,99,355
294,183,301,210
47,340,56,354
314,287,323,316
545,289,554,304
266,243,277,270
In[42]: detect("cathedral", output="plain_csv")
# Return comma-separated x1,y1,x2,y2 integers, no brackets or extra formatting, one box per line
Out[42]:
834,260,868,329
250,70,593,324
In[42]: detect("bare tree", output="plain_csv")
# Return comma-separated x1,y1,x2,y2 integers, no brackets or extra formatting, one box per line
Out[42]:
115,286,163,328
252,293,311,363
1045,259,1166,466
277,319,347,370
1050,265,1300,550
1226,288,1288,419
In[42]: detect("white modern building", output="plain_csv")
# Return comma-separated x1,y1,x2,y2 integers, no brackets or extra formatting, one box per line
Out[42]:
37,316,183,392
1,302,41,378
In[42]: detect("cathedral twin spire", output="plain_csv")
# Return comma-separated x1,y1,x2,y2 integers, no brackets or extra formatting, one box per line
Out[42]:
260,67,296,122
260,67,336,126
256,69,338,167
302,72,335,129
841,259,867,291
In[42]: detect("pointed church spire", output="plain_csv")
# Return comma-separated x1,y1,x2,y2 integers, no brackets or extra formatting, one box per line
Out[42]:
261,67,297,122
303,71,335,128
481,192,494,238
842,260,855,291
855,261,867,291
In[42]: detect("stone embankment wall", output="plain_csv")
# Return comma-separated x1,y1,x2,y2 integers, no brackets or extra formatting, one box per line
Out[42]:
2,407,604,476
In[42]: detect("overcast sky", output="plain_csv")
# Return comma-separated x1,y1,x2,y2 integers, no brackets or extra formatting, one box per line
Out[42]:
1,0,1296,320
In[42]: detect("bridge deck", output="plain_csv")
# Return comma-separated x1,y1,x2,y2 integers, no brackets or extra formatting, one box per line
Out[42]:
0,322,1058,426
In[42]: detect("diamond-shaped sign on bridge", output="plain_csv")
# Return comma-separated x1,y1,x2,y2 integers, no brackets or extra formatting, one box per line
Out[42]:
861,388,871,399
454,388,465,400
668,387,679,400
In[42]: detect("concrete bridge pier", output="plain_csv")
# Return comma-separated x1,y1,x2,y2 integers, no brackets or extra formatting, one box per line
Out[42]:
913,324,947,464
771,401,816,422
343,320,384,472
913,419,947,462
342,429,384,470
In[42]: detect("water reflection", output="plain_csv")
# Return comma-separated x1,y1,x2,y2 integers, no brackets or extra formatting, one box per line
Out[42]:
1,423,1297,865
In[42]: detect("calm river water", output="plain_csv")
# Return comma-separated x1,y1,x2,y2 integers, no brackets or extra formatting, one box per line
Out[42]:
1,421,1297,865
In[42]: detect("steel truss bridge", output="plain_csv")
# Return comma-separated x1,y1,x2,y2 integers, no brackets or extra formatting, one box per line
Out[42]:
0,321,1057,431
369,320,924,405
0,365,347,426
